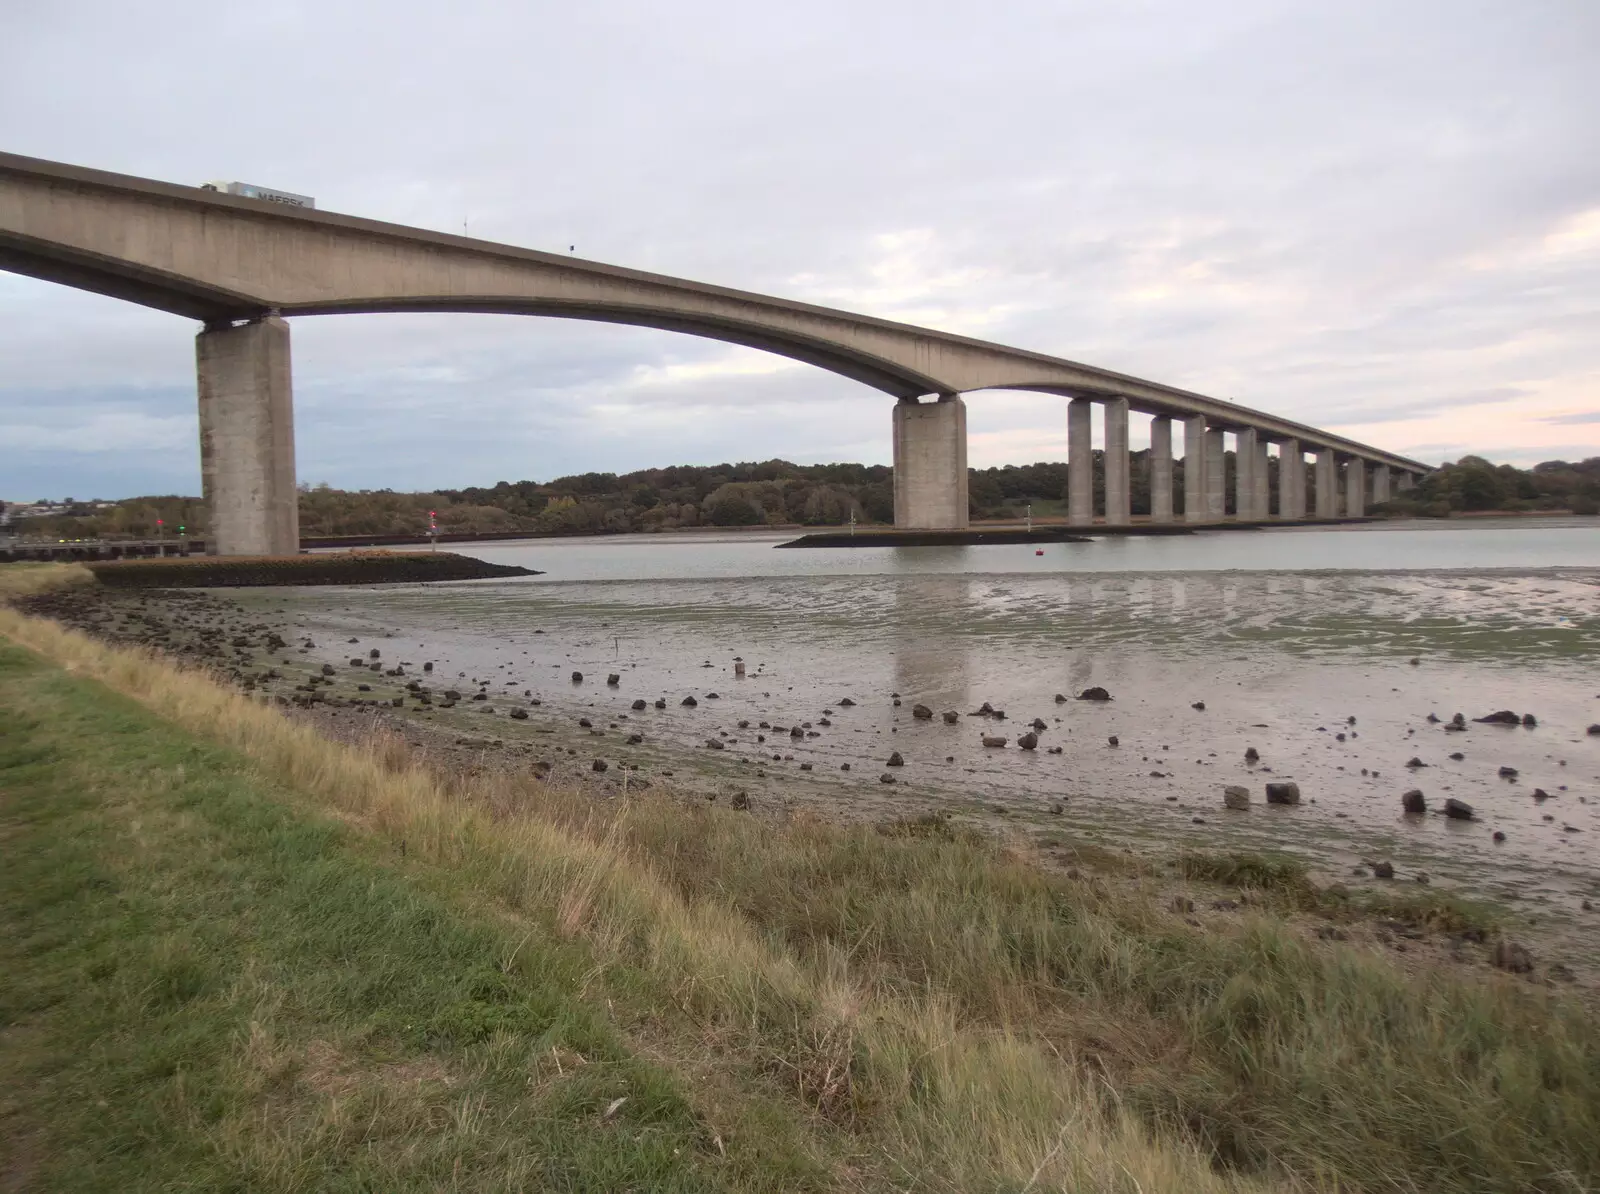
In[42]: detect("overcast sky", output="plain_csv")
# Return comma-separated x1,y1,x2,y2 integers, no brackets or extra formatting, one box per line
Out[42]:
2,0,1597,500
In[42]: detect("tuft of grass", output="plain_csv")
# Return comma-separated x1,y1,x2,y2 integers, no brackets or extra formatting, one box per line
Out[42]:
4,584,1599,1193
1177,851,1318,900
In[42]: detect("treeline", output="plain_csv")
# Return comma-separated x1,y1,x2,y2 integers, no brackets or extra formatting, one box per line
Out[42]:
11,454,1598,540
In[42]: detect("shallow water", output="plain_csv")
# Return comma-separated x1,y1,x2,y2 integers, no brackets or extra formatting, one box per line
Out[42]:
271,519,1600,928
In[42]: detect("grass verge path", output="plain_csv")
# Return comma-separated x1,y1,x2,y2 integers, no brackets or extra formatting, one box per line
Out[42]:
0,642,816,1192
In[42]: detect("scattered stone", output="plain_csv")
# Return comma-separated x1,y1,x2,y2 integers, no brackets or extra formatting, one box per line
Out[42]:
1414,872,1430,885
982,735,1008,748
1522,713,1537,727
730,791,751,810
704,739,725,751
1588,725,1600,736
1030,718,1047,731
1018,732,1039,750
1405,757,1427,769
879,773,896,784
1402,789,1426,814
887,751,904,767
1108,735,1119,747
1265,782,1301,806
1223,785,1250,810
1077,686,1112,701
1372,861,1395,880
369,648,380,659
912,703,933,720
591,759,608,773
1449,751,1465,761
1490,940,1534,974
509,708,529,721
681,695,698,707
1497,766,1518,779
626,733,642,745
1191,701,1206,710
654,698,667,710
631,699,647,711
1533,788,1551,801
1475,710,1521,725
799,762,812,771
571,671,583,683
1493,831,1506,843
838,697,856,706
942,710,959,724
606,673,620,686
1244,747,1260,763
578,718,592,728
1054,693,1068,703
1444,798,1475,820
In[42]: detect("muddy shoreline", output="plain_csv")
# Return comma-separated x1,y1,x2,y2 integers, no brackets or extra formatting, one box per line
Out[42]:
12,578,1599,993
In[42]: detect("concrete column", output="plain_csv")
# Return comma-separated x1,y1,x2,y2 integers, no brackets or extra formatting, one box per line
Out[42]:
1068,398,1094,526
1397,471,1415,493
1372,464,1391,504
1253,439,1270,520
1183,415,1208,524
1205,428,1226,522
1345,458,1366,518
1314,449,1338,518
197,316,299,557
1102,398,1130,526
1278,439,1301,519
1235,429,1257,521
1149,416,1174,524
892,395,969,529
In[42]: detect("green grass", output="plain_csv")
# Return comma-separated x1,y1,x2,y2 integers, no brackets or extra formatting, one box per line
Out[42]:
0,644,821,1192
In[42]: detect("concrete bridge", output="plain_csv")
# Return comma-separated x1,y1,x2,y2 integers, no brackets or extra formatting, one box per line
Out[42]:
1,152,1431,555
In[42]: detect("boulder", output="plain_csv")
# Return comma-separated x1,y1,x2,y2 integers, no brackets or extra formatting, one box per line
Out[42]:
654,698,667,709
369,648,381,659
1191,701,1206,711
704,739,725,751
1244,747,1260,762
982,735,1008,748
1017,732,1038,750
1054,693,1068,703
681,695,698,707
1030,718,1047,731
1497,765,1518,779
1490,940,1534,974
838,697,856,706
1444,798,1475,820
790,726,805,738
607,673,620,686
942,710,959,724
626,733,642,744
1474,710,1520,725
571,671,583,683
1588,725,1600,736
1265,782,1301,806
886,751,904,767
912,704,933,720
1405,757,1427,769
1372,860,1395,879
1522,713,1537,727
1223,785,1250,810
509,707,529,721
592,759,608,773
1107,735,1119,747
1077,687,1113,702
632,699,647,711
879,773,896,784
321,663,335,675
1402,789,1427,814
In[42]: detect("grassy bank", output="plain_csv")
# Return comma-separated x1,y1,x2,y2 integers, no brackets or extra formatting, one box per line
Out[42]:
3,566,1598,1192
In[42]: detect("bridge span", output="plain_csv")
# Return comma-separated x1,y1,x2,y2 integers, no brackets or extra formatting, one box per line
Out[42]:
1,152,1431,555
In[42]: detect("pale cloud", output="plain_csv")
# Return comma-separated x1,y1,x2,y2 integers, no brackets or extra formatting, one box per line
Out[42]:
2,0,1598,497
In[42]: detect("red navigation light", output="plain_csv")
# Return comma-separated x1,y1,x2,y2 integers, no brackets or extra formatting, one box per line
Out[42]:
156,518,164,526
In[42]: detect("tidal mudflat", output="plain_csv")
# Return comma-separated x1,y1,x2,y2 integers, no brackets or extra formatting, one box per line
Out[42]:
30,519,1599,963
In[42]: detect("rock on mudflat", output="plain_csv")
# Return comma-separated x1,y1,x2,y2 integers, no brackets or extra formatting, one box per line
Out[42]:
1223,785,1250,810
887,751,905,767
1077,687,1113,702
571,671,583,683
912,704,934,720
654,698,667,710
592,759,608,773
1372,860,1395,879
681,695,698,707
632,699,647,711
1491,940,1534,974
1191,701,1206,711
942,710,959,724
509,708,529,721
704,739,725,751
1264,782,1301,805
1244,747,1260,763
1445,798,1475,820
1474,710,1521,725
1588,724,1600,736
982,735,1008,748
1402,789,1427,814
1017,732,1039,750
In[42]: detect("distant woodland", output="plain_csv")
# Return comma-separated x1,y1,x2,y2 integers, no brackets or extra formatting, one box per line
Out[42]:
9,454,1598,540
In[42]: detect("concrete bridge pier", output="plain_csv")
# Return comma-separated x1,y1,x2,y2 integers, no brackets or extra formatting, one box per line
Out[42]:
1314,449,1338,518
1183,416,1208,524
1397,471,1415,493
1372,464,1392,505
1067,398,1094,526
196,316,299,556
1278,440,1302,519
1253,439,1270,519
1205,427,1227,521
1149,416,1174,523
1345,459,1366,517
1103,398,1131,526
892,394,969,529
1235,429,1257,521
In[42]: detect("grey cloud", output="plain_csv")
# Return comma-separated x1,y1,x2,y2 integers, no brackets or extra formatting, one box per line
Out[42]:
1541,412,1600,425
